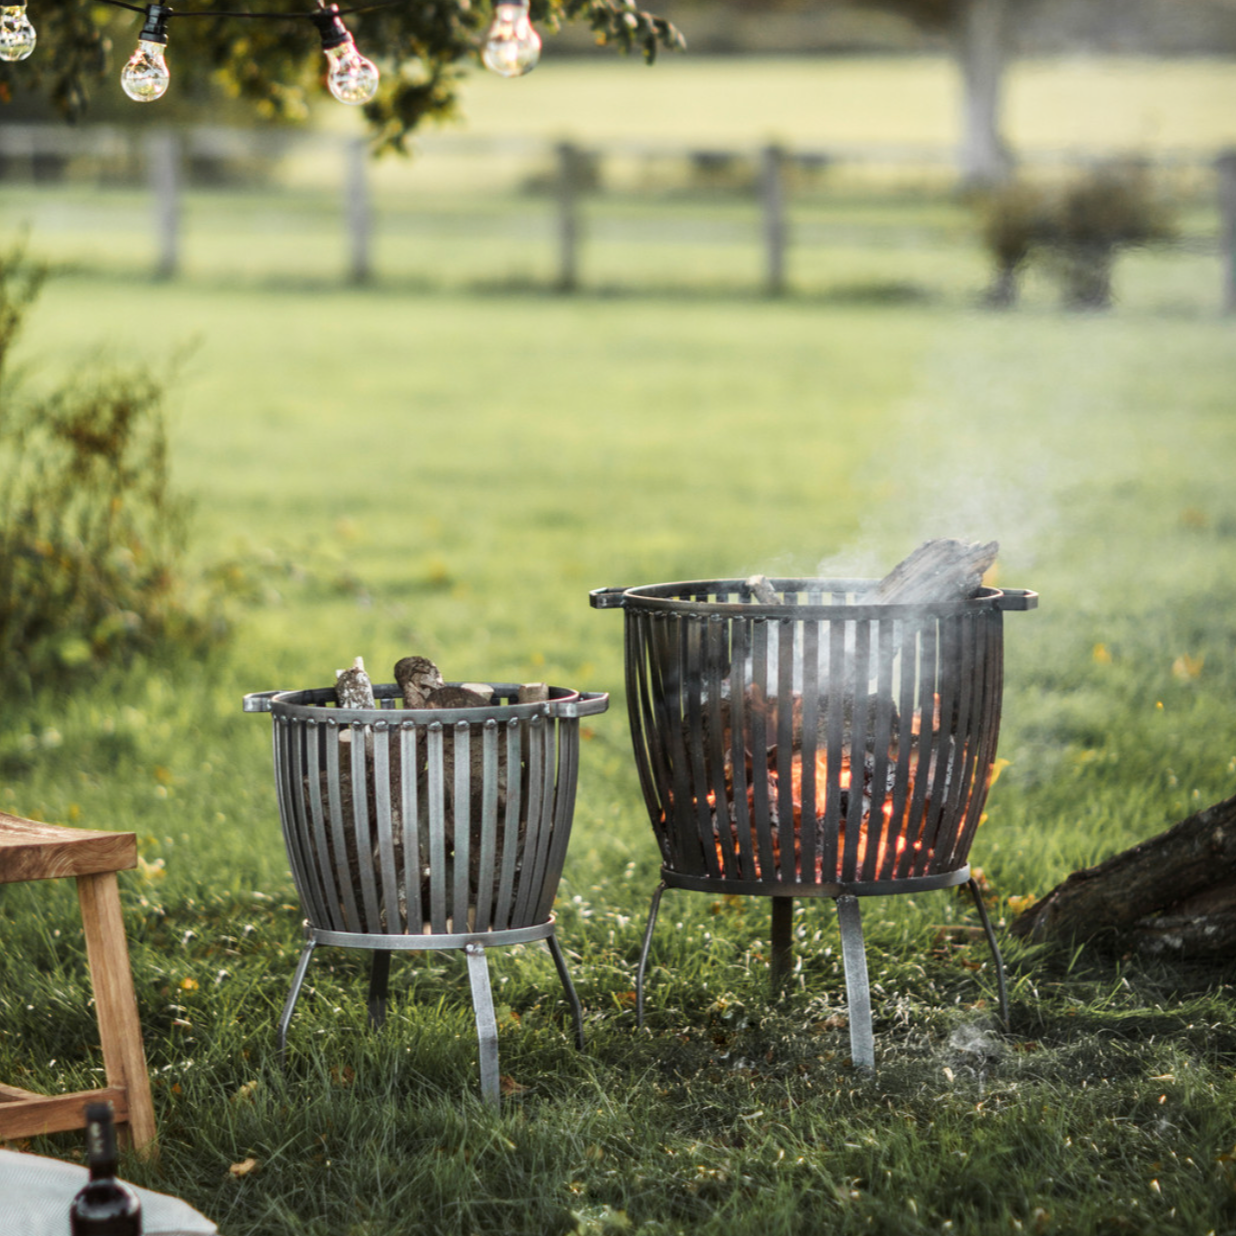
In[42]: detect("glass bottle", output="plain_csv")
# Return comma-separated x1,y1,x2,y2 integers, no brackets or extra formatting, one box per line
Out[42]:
69,1102,143,1235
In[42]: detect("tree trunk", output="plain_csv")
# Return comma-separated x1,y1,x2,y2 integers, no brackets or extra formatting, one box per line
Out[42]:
955,0,1012,189
1009,793,1236,959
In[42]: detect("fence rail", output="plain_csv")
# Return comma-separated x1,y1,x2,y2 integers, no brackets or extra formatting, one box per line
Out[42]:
1,123,1232,307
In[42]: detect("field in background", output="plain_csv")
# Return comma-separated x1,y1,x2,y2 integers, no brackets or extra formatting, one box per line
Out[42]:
1,56,1234,303
1,53,1235,1236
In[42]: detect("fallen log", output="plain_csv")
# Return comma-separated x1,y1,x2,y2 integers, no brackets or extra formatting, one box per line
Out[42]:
1009,792,1236,959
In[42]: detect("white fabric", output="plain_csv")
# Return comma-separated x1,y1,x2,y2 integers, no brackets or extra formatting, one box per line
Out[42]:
0,1148,217,1236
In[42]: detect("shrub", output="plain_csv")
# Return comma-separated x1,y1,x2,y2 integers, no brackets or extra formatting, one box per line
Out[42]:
977,164,1177,310
0,247,231,692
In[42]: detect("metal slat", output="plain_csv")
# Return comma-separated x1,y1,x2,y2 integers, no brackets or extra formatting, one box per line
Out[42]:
511,715,547,927
840,619,872,884
749,619,775,879
492,719,524,931
324,721,363,933
860,619,898,883
520,717,560,927
775,618,796,884
684,617,723,881
728,619,758,880
916,616,961,875
820,617,847,881
302,721,340,932
473,720,501,933
400,724,424,934
452,722,473,933
880,621,919,882
426,724,448,934
536,720,580,923
704,618,733,880
798,619,821,884
373,725,400,932
896,622,939,880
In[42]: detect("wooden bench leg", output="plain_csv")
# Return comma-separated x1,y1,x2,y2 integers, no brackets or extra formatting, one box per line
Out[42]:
77,871,157,1156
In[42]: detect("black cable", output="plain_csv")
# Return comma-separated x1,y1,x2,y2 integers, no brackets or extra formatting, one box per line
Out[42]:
94,0,413,20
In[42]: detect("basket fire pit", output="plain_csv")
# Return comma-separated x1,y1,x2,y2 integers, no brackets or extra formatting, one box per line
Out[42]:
592,574,1035,1068
244,680,608,1104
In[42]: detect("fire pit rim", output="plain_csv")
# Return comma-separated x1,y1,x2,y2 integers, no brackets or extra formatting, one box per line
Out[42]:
591,579,1037,619
245,682,608,725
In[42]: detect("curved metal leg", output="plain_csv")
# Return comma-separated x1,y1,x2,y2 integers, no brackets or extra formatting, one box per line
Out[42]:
278,940,317,1070
635,881,667,1030
835,896,875,1073
547,933,585,1051
464,943,501,1108
367,950,391,1031
967,876,1010,1031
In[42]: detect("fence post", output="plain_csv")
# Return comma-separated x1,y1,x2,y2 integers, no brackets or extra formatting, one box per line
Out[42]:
146,130,180,280
344,136,373,285
555,141,581,293
760,143,787,297
1217,150,1236,314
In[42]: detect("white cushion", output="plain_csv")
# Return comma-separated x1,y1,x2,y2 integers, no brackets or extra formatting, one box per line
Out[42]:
0,1148,216,1236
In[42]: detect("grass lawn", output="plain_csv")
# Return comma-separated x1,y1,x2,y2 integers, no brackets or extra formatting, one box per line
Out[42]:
0,55,1235,1236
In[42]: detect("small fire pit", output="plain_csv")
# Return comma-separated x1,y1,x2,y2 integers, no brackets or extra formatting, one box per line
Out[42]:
592,575,1035,1068
244,680,608,1104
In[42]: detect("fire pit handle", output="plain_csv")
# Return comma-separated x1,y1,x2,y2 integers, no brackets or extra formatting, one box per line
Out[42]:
242,690,284,714
589,586,629,610
556,690,610,718
994,588,1039,611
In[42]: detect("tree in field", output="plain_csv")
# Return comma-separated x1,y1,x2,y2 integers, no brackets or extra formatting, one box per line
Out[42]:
835,0,1021,185
714,0,1021,185
0,2,683,151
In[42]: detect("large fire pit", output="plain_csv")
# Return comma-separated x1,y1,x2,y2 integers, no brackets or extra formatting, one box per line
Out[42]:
244,681,608,1104
592,576,1035,1068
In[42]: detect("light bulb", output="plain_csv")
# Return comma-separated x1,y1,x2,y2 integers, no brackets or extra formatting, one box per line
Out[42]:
120,6,171,103
482,1,540,78
311,5,379,106
0,4,36,62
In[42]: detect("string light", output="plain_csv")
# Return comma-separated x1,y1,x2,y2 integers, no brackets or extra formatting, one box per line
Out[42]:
482,0,540,78
121,4,172,102
0,2,36,62
4,1,547,106
310,2,379,105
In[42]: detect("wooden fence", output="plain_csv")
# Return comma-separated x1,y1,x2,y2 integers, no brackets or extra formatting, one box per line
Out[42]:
1,123,1232,307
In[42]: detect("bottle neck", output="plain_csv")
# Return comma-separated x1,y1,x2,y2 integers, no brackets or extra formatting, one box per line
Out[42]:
85,1115,119,1180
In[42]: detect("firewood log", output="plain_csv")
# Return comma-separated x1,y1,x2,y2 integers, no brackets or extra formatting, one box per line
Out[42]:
1010,793,1236,959
394,655,444,708
870,538,999,606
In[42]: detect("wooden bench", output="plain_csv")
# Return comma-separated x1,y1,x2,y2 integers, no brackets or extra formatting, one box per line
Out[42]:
0,814,156,1154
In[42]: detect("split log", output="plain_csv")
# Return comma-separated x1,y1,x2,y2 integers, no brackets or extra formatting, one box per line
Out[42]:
1009,792,1236,959
870,538,999,606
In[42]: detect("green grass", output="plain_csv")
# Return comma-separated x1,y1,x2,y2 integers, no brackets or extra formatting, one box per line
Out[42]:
2,62,1236,1232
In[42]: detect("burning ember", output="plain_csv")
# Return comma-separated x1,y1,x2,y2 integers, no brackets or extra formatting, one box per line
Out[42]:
665,686,989,885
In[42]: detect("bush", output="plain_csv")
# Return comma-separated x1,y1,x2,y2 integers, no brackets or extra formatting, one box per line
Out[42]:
0,247,232,692
978,164,1177,309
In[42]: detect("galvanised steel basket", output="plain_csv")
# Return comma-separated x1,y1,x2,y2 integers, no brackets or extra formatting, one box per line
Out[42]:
245,681,608,1104
593,577,1035,1067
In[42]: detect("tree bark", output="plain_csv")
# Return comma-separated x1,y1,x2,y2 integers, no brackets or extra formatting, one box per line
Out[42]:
1009,793,1236,959
956,0,1012,188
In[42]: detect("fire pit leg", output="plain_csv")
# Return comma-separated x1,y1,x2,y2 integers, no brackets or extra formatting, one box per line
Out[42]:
966,877,1010,1031
635,882,667,1029
278,940,317,1069
367,951,391,1031
770,897,794,988
464,942,501,1108
547,934,586,1051
835,896,875,1073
